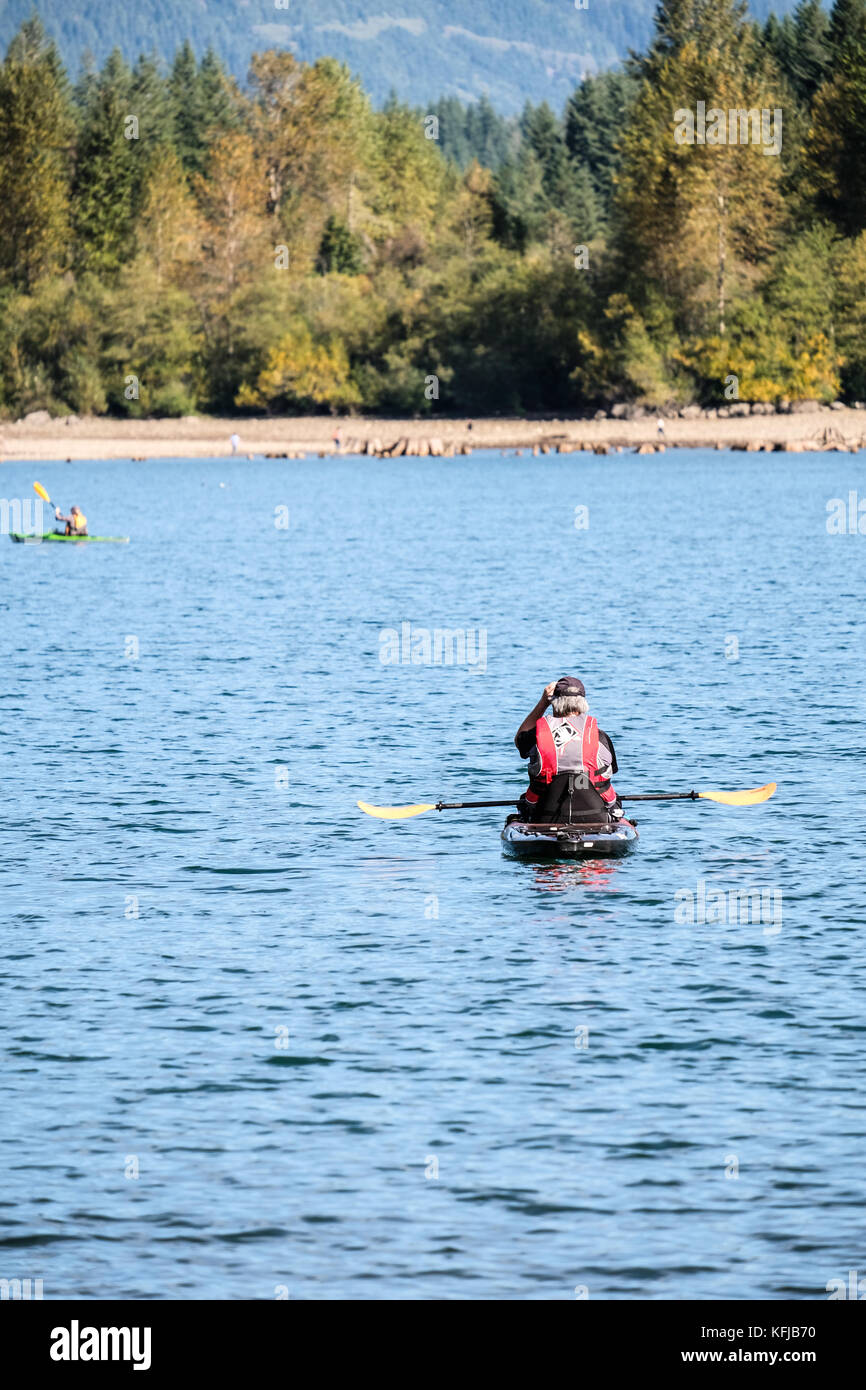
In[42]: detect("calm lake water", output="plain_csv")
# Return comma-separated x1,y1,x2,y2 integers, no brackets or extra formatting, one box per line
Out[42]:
1,448,864,1300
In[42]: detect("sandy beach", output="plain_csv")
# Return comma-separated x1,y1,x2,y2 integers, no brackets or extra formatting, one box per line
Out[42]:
1,406,865,462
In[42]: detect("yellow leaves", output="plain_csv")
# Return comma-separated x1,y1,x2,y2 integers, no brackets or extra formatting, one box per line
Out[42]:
570,298,677,405
789,334,841,398
369,103,450,244
137,148,202,283
236,322,361,411
678,329,841,401
617,24,786,336
444,159,495,256
195,131,270,293
0,24,73,289
249,51,375,266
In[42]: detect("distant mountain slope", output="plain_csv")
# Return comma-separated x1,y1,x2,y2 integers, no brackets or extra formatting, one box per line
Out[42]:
0,1,797,111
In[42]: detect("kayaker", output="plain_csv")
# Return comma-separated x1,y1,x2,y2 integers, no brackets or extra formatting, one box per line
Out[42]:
514,677,622,824
55,505,88,536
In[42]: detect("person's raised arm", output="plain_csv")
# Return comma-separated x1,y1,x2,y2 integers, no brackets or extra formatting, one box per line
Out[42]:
514,682,557,746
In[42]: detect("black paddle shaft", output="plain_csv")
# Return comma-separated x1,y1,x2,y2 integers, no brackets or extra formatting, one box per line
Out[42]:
435,800,518,810
620,791,699,802
434,792,699,810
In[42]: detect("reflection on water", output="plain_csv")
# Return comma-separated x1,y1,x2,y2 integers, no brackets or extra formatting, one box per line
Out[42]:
517,857,627,893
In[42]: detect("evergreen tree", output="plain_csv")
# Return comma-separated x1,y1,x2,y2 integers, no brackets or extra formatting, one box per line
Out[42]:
467,94,512,169
73,49,141,275
804,0,866,233
198,47,238,136
495,102,602,249
431,96,471,166
764,1,830,105
317,216,364,274
790,0,831,100
829,0,866,62
129,53,174,149
430,94,514,170
169,40,205,173
564,70,638,213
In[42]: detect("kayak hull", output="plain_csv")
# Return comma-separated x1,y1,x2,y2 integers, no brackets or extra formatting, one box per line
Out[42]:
501,818,638,859
9,533,129,544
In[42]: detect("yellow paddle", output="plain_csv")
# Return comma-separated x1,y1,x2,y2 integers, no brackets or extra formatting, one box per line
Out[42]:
33,481,58,516
691,783,777,806
357,783,777,819
357,801,439,819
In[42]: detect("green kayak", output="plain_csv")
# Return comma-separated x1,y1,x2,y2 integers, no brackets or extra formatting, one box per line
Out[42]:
9,533,129,544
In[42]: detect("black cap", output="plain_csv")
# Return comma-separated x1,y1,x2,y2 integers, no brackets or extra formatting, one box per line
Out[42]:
554,676,586,697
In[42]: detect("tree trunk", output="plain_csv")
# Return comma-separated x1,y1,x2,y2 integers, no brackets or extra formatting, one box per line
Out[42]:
717,190,726,337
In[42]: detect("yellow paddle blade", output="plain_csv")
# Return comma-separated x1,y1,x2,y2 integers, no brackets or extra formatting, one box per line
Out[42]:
33,481,51,503
698,782,777,806
357,800,436,819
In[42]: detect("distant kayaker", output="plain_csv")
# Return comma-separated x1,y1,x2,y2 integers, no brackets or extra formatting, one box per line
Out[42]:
514,676,622,824
55,505,88,536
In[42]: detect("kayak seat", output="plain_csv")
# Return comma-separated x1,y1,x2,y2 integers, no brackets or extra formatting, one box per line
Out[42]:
523,772,613,825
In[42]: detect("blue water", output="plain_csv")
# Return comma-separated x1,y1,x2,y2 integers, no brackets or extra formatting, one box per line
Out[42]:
1,449,864,1300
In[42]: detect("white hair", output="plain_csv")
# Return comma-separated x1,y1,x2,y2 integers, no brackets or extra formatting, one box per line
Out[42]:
552,694,588,717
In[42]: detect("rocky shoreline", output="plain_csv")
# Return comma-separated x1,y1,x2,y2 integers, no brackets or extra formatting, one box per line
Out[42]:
1,401,864,462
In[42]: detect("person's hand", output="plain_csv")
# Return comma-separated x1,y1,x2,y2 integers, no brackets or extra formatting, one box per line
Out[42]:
543,682,557,705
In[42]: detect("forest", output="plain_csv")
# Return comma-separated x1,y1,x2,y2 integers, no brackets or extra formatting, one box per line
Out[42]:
1,0,865,419
0,0,657,111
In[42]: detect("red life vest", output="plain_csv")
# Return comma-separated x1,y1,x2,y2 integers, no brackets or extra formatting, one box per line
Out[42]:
533,712,617,806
